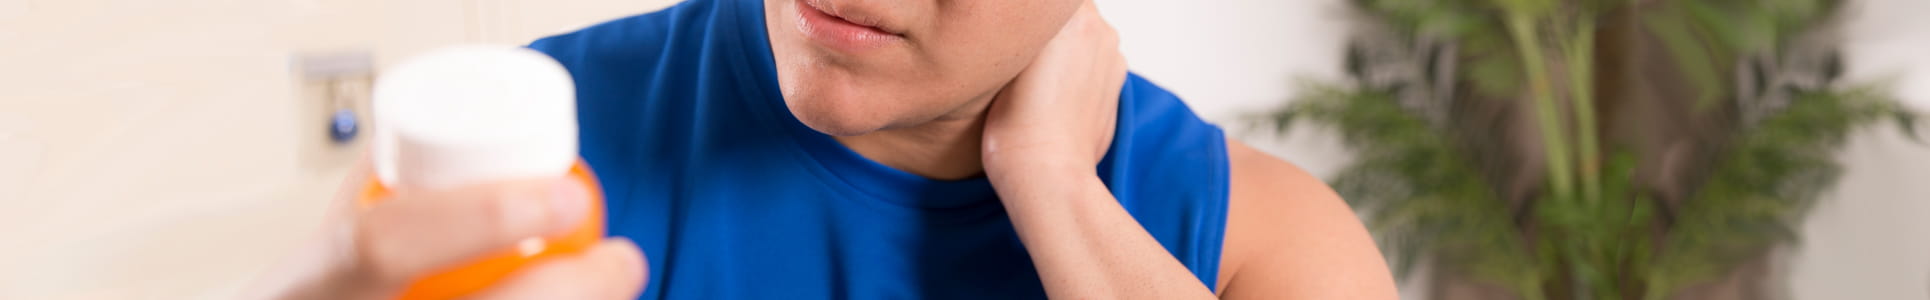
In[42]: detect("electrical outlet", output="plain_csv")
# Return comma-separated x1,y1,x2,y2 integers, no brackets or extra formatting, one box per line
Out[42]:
292,51,375,175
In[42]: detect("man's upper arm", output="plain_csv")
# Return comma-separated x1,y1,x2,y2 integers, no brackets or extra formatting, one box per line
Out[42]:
1216,140,1398,299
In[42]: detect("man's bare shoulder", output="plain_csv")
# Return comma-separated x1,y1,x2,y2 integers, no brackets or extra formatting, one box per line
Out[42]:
1215,139,1398,299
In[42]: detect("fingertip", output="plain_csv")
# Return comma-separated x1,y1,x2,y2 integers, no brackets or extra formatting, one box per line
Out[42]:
599,237,649,287
574,237,648,299
471,238,648,300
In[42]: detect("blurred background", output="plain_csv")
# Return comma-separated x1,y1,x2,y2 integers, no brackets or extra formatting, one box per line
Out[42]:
0,0,1923,299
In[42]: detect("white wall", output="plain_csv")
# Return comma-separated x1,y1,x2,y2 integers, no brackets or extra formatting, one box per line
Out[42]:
1786,0,1930,299
0,0,1922,299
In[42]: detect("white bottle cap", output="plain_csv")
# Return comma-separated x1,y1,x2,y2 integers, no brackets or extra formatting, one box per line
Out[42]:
371,45,578,190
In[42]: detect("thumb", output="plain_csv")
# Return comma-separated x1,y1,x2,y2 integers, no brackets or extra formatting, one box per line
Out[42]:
472,238,648,300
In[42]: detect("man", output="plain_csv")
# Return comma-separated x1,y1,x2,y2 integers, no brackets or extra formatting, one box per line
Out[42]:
283,0,1397,298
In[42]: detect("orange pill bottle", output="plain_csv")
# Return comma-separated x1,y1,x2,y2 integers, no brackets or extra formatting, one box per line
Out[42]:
362,45,604,300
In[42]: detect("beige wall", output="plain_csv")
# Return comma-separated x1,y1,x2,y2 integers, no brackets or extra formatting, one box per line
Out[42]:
0,0,676,298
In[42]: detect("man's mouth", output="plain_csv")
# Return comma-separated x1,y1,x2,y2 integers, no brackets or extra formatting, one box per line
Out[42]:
801,0,900,35
794,0,905,53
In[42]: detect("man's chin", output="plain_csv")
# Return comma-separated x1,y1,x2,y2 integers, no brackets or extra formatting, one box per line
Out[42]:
784,98,890,136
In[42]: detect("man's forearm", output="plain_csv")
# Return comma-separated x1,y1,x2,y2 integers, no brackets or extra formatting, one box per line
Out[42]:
992,167,1216,299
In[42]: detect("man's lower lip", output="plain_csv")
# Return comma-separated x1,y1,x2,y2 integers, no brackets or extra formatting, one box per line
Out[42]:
794,0,901,53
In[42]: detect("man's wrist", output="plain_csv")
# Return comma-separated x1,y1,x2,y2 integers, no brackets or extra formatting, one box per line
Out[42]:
987,159,1101,199
986,156,1089,181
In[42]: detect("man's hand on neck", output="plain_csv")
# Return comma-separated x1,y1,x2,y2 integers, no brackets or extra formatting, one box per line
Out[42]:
977,3,1216,299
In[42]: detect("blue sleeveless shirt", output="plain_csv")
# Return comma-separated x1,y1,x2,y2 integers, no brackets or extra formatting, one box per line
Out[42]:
529,0,1230,298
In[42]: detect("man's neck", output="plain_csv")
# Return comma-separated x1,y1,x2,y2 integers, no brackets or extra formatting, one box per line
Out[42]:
832,94,996,181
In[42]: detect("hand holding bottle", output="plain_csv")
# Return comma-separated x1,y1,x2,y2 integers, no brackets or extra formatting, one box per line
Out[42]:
267,46,644,299
275,163,643,300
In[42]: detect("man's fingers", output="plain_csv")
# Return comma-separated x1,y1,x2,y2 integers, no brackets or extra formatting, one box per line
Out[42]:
353,178,594,283
473,238,649,300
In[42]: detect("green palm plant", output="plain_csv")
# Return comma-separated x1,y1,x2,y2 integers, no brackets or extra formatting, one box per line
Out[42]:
1270,0,1919,299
